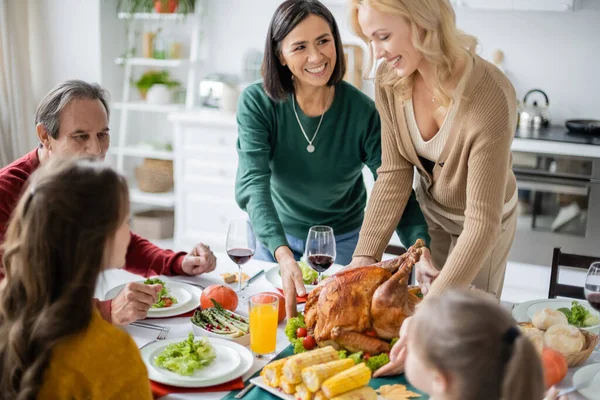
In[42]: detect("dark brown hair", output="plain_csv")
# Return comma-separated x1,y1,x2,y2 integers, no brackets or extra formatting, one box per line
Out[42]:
262,0,346,101
0,158,129,399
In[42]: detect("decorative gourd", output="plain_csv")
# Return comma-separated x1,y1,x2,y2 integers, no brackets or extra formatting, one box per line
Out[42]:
541,347,568,388
260,292,286,323
200,285,238,312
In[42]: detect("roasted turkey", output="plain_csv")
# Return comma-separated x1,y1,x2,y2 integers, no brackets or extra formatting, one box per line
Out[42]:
304,239,425,354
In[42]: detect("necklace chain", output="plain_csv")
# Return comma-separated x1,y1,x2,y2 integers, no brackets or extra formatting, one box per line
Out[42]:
292,87,333,153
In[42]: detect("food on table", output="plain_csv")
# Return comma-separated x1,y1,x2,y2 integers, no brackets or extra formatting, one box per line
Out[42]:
532,308,568,330
280,376,297,394
283,346,339,384
200,284,238,311
144,278,178,308
221,272,250,283
258,291,286,322
191,299,249,337
518,326,544,354
261,356,292,387
314,391,326,400
544,324,585,353
321,363,372,398
376,384,421,400
154,332,215,376
541,347,568,388
557,301,600,328
304,239,425,354
301,358,355,392
331,386,378,400
295,383,312,400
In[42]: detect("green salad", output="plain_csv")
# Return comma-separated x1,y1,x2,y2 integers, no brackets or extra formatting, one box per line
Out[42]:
287,260,329,285
154,333,216,376
557,301,600,328
144,278,178,308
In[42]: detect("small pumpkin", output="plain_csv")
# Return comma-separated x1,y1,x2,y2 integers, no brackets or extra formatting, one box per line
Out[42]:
260,291,286,323
541,347,568,388
200,285,238,312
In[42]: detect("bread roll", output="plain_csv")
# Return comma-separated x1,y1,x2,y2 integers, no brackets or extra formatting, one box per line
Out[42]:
519,326,544,354
544,324,585,354
532,308,568,330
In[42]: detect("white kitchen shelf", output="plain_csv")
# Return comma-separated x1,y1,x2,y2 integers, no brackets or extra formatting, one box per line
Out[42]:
115,57,187,67
130,188,175,207
117,12,187,20
113,102,185,113
113,146,174,160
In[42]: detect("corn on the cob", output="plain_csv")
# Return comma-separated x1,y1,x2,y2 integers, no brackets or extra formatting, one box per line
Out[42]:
330,386,377,400
301,358,355,392
321,363,372,398
260,357,289,387
295,383,313,400
280,376,297,394
283,346,338,384
314,390,327,400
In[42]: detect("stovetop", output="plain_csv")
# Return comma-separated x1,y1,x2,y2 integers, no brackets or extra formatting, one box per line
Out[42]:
514,126,600,146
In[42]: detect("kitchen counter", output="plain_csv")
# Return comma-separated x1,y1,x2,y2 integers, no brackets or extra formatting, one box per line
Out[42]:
512,126,600,158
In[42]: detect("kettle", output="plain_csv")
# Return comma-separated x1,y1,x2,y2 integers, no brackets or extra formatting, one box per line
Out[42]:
519,89,551,130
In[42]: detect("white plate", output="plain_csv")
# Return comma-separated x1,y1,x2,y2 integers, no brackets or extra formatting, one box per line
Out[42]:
250,376,386,400
573,363,600,400
512,299,600,333
104,280,202,319
142,336,253,388
265,264,343,294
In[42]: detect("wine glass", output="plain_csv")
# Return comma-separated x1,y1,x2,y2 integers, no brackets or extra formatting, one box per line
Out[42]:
226,218,256,292
305,226,336,284
585,262,600,350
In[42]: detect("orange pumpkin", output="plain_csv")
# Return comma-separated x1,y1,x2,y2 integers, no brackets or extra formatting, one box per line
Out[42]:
260,292,286,323
541,347,568,388
200,285,238,312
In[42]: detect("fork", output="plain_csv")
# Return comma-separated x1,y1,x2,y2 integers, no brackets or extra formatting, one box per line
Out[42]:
140,325,170,349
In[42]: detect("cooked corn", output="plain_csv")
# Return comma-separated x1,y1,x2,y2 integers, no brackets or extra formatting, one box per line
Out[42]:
331,386,377,400
314,391,327,400
280,376,297,394
302,358,355,392
261,357,289,387
321,363,372,398
295,383,313,400
283,346,338,384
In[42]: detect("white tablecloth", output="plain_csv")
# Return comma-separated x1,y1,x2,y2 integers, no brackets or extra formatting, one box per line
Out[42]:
95,253,599,400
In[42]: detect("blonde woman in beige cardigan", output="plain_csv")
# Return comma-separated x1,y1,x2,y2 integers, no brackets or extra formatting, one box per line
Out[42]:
348,0,518,301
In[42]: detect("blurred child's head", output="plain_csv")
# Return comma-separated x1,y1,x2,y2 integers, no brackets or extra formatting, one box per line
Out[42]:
406,289,544,400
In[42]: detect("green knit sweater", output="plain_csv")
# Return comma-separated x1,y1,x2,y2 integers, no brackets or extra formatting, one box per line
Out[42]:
235,81,430,255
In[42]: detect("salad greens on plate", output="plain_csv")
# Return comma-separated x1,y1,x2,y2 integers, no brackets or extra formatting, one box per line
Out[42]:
280,260,329,286
154,333,216,376
144,278,178,308
557,301,600,328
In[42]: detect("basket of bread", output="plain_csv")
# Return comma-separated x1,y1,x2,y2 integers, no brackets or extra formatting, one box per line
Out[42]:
519,306,599,367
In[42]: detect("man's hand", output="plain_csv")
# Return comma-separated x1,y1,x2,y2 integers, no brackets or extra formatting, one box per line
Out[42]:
373,316,412,377
345,255,377,269
111,282,162,326
415,247,439,296
181,243,217,275
275,246,306,320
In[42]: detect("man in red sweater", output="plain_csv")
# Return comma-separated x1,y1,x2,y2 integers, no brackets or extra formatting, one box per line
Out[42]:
0,80,216,325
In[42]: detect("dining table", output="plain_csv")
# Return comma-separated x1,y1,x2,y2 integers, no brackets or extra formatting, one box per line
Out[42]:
95,253,600,400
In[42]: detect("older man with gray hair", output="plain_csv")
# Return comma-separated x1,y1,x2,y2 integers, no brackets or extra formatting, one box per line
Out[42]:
0,80,217,325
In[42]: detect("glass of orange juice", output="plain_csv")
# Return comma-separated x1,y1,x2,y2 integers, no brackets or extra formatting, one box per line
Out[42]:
249,293,278,358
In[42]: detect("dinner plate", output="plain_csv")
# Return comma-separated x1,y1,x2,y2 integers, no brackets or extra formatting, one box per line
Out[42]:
250,376,387,400
104,280,201,318
142,336,253,388
512,299,600,333
572,363,600,400
265,264,343,294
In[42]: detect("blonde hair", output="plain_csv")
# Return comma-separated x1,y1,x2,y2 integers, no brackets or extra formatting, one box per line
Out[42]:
410,289,545,400
349,0,477,108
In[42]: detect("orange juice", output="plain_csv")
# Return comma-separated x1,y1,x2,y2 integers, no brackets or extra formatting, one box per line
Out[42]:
249,295,278,356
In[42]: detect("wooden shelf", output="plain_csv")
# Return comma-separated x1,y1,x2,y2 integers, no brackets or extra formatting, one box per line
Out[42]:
115,57,187,67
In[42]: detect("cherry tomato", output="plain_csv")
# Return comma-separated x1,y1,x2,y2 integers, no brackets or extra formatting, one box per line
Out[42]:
296,327,308,338
163,298,173,307
302,335,316,350
363,353,371,361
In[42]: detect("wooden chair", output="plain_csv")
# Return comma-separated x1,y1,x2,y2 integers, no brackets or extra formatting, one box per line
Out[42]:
548,247,600,299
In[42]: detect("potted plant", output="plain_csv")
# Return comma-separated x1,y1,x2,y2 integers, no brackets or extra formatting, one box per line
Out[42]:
117,0,196,14
134,70,180,99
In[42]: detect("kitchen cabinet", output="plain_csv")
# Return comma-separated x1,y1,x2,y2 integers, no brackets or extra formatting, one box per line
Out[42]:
451,0,577,11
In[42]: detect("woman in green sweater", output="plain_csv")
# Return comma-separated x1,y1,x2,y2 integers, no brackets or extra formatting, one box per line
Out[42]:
235,0,434,318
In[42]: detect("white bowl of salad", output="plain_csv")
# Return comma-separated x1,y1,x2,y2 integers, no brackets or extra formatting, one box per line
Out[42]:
190,303,251,346
265,260,344,294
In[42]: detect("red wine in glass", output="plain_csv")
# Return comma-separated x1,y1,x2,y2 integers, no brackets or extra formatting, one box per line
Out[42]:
307,254,334,274
227,248,254,265
585,262,600,313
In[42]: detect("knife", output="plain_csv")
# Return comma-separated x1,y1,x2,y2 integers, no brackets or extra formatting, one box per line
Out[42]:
247,269,265,284
234,383,255,399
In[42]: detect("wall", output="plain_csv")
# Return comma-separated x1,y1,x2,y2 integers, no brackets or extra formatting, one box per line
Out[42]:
203,0,600,124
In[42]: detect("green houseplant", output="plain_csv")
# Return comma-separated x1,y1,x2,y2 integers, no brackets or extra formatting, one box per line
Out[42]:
134,70,180,99
117,0,196,14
